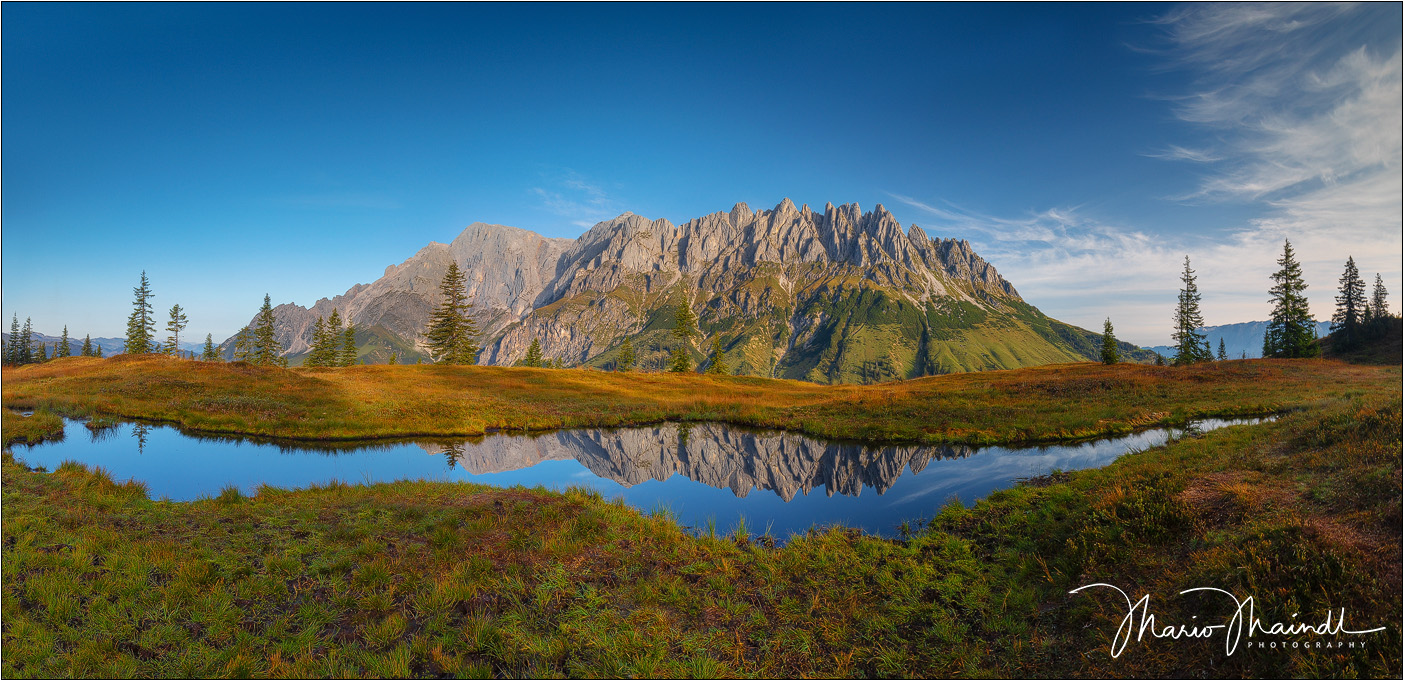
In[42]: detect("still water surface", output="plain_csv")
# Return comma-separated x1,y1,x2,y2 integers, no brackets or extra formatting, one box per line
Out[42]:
11,417,1268,539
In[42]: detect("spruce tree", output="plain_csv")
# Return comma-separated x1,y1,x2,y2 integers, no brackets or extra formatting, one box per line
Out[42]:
19,317,34,365
81,334,94,358
1331,256,1368,347
57,326,71,358
616,336,635,371
706,336,727,374
202,334,219,361
36,343,47,363
165,304,188,357
6,315,20,364
1217,338,1228,361
307,316,328,367
1263,240,1319,358
523,338,543,368
388,352,398,365
252,294,282,366
424,262,479,364
234,327,254,362
1100,318,1119,365
125,271,157,355
669,300,698,373
320,309,345,365
1172,256,1211,365
341,324,358,366
1371,274,1389,321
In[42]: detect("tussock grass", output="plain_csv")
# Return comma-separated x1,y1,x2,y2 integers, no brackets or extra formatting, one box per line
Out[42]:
3,354,1398,445
2,369,1400,677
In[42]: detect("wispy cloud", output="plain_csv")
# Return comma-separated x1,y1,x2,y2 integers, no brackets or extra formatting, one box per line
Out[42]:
532,171,624,228
1154,4,1401,217
889,194,1184,343
899,4,1401,345
1145,144,1222,163
1151,2,1402,328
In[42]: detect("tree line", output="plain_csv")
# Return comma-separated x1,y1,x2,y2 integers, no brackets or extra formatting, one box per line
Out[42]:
1098,240,1394,366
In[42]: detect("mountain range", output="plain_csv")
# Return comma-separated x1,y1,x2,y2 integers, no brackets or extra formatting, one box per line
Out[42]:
1142,320,1334,360
226,199,1155,383
1,333,203,358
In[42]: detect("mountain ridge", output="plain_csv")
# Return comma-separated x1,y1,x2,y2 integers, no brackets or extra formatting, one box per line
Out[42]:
226,199,1154,381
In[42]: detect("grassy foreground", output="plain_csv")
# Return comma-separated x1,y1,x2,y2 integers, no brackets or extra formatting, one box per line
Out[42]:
2,354,1400,444
2,359,1401,677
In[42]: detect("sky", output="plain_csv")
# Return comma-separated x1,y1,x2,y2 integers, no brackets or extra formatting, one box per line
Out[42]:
3,2,1400,346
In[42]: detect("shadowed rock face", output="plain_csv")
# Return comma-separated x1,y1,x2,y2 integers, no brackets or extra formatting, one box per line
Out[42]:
421,423,973,502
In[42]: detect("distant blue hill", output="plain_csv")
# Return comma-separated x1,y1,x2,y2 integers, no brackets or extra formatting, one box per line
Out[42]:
1143,320,1334,360
1,332,205,357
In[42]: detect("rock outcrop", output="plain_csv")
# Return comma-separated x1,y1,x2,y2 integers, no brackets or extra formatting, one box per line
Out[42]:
225,223,570,359
232,198,1153,378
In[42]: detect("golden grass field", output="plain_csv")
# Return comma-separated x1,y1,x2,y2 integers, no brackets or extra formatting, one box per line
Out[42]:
3,354,1398,444
2,355,1400,677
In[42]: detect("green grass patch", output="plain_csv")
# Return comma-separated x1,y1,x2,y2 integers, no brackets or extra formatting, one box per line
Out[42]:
1,378,1399,677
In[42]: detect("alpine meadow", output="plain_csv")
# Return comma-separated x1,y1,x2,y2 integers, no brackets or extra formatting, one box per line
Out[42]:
2,3,1400,679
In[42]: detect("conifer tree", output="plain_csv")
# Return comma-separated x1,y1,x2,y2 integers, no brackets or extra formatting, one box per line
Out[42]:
706,336,727,374
125,271,157,355
1217,338,1228,361
319,309,345,366
165,304,188,357
669,300,698,373
388,352,398,365
523,338,543,368
202,334,219,361
19,317,34,365
1263,240,1319,358
307,316,328,367
6,315,20,364
36,343,47,363
1371,274,1389,321
1172,256,1211,365
1100,318,1119,365
57,326,71,358
81,334,94,358
341,324,358,366
616,336,635,371
1331,256,1368,347
252,294,282,366
234,326,254,362
96,344,103,357
327,309,342,338
424,262,479,364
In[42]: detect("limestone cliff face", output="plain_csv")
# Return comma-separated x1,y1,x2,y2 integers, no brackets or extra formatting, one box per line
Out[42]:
422,423,974,501
227,223,570,359
478,200,1030,377
237,198,1139,378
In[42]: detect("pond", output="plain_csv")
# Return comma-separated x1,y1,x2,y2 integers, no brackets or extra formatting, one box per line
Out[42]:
9,417,1270,539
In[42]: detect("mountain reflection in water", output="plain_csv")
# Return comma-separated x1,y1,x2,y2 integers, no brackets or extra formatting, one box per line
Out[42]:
12,417,1270,538
423,424,974,501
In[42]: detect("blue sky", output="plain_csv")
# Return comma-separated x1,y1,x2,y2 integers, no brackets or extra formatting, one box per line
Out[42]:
3,2,1400,346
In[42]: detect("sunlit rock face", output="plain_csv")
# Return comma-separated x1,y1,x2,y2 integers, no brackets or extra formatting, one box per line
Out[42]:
238,199,1145,378
421,423,973,501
